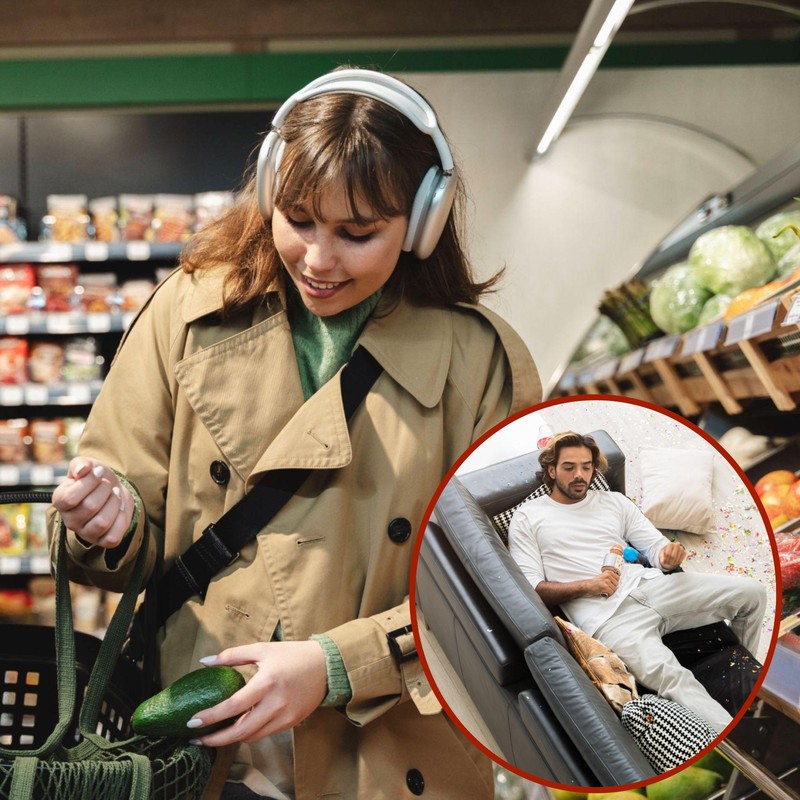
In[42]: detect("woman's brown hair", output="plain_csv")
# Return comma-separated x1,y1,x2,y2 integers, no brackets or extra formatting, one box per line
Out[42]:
180,68,502,317
537,432,608,490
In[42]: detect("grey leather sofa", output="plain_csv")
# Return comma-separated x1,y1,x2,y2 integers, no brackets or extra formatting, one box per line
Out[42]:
414,430,756,787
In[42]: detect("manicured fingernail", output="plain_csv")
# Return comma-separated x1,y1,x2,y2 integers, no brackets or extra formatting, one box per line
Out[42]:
92,465,104,479
186,718,204,729
112,486,125,512
199,655,218,665
188,739,202,746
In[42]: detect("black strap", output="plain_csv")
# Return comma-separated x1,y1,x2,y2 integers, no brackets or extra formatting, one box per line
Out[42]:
151,345,382,630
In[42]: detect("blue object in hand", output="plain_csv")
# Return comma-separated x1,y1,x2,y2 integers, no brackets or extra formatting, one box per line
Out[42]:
623,547,639,563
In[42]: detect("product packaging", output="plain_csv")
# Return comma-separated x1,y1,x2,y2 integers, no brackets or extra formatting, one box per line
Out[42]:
30,418,67,465
0,338,29,384
89,196,120,242
194,191,235,231
0,195,27,243
0,504,28,554
0,419,31,463
37,264,79,312
0,265,36,315
40,195,92,243
149,194,194,242
28,341,66,384
118,194,154,241
62,337,102,382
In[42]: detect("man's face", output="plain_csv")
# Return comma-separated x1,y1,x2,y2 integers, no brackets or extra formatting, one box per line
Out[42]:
549,445,594,503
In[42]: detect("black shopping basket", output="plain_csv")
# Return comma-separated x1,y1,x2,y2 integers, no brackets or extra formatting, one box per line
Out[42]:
0,491,213,800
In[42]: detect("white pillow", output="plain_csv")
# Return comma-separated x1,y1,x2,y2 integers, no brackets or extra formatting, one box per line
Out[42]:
639,447,715,535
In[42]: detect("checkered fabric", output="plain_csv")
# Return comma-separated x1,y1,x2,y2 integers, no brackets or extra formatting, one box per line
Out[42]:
620,694,716,774
491,472,611,546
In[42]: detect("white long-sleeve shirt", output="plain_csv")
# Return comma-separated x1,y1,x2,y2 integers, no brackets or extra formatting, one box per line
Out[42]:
508,490,670,636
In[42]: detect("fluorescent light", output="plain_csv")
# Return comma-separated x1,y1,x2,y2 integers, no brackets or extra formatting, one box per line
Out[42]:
530,0,635,159
535,51,603,156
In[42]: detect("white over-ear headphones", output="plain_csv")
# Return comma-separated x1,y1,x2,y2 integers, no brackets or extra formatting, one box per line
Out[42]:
256,69,457,260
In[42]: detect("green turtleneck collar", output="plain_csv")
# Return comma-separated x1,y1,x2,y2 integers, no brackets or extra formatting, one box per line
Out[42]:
287,286,383,400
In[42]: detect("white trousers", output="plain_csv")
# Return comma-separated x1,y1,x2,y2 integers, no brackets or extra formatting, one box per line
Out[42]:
593,572,767,734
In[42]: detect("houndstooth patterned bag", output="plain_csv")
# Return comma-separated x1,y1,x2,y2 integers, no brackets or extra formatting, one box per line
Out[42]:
621,694,716,774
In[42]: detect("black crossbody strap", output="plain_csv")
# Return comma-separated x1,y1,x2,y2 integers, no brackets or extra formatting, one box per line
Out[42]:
152,345,382,630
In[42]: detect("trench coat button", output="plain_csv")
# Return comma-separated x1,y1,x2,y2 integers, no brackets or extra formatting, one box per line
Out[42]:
406,769,424,795
209,460,231,485
388,517,411,543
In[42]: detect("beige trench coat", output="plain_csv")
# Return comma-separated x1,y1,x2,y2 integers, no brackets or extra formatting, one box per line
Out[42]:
56,267,541,799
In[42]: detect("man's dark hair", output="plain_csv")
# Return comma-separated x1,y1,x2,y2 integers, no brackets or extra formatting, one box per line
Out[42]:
536,431,608,489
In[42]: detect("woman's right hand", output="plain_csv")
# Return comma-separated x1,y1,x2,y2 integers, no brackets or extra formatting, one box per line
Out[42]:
52,458,134,549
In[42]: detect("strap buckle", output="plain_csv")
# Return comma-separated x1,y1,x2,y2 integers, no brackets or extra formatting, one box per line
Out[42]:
386,624,417,664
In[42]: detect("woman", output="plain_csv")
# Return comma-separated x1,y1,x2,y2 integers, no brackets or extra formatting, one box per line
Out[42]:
51,68,541,799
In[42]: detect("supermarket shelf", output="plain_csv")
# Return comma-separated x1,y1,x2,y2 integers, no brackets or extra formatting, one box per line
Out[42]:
0,462,67,487
0,554,50,575
0,310,135,336
0,380,103,407
0,241,183,264
555,282,800,419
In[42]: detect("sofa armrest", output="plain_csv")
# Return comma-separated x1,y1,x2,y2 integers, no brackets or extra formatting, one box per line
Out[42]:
524,638,656,786
435,476,562,649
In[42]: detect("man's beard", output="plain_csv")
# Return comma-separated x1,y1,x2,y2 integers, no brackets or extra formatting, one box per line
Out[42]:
555,476,589,500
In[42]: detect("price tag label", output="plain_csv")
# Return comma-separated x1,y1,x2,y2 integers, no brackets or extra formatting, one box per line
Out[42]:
0,385,24,405
126,241,151,261
0,465,20,485
782,294,800,327
5,315,29,335
25,384,49,405
618,349,645,374
29,465,54,486
67,384,93,405
87,313,112,333
593,359,619,382
46,313,79,334
681,322,724,356
121,311,137,329
644,335,680,363
724,299,780,346
0,557,22,575
40,244,73,262
84,242,109,261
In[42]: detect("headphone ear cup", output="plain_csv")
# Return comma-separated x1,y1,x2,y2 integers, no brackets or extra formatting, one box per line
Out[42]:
256,131,285,220
403,167,457,260
402,166,440,256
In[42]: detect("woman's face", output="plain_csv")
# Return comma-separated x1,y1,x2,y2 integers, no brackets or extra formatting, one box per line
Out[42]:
272,185,408,317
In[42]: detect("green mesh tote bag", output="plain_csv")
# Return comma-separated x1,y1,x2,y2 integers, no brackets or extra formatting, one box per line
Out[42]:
0,492,213,800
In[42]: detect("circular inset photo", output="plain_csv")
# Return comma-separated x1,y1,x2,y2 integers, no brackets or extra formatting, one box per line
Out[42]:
411,395,779,795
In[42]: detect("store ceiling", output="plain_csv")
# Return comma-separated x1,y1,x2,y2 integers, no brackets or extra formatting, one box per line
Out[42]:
5,0,800,53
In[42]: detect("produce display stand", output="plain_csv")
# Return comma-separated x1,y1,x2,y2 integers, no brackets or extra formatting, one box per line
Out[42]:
555,278,800,420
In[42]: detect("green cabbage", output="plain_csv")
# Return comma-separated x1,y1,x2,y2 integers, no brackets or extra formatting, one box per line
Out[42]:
697,293,732,325
756,208,800,261
690,225,776,296
649,263,712,334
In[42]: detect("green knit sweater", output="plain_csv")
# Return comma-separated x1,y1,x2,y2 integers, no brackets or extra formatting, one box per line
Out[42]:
284,286,382,706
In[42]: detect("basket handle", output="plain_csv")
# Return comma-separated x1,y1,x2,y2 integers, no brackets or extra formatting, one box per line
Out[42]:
77,516,152,734
0,496,152,757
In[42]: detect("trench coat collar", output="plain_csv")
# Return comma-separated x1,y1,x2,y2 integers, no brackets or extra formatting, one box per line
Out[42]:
178,270,452,482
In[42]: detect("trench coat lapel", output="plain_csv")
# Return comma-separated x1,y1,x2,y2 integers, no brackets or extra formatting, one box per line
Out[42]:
175,278,453,485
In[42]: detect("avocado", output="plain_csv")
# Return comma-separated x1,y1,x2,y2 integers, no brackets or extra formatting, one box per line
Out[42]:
647,766,723,800
131,665,246,737
696,748,735,781
595,791,646,799
551,791,587,800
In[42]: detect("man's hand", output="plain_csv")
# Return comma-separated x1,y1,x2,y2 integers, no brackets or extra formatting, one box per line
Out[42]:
659,541,687,571
590,569,621,598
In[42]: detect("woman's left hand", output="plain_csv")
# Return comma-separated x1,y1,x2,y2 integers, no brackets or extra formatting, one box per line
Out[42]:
187,640,328,746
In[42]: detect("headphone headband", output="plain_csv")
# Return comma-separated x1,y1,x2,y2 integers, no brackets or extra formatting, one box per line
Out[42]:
269,69,454,173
